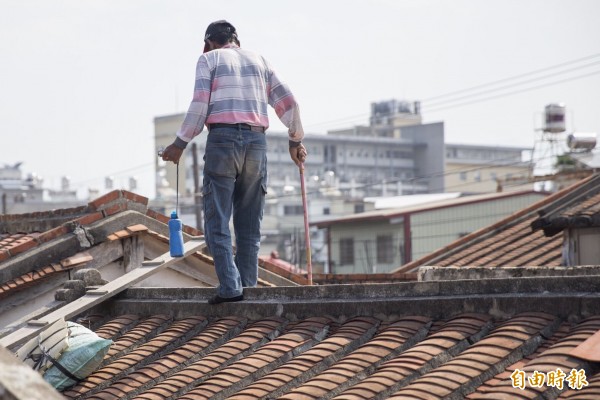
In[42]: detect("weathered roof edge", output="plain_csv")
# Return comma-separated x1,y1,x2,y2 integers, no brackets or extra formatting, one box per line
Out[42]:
96,274,600,322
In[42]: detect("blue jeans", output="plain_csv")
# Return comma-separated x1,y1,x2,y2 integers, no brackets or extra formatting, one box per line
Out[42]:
202,127,267,298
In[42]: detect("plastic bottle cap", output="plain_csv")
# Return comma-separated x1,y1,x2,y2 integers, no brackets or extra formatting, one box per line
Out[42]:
171,211,178,219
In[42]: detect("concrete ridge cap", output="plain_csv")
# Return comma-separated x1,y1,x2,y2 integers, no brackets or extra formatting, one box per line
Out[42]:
116,274,600,300
105,292,600,322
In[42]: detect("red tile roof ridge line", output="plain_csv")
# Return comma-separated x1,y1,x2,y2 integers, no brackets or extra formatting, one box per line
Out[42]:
390,314,564,399
394,174,600,274
179,318,335,400
231,316,384,399
0,250,94,301
1,206,154,266
469,318,600,397
0,190,152,238
93,315,142,341
258,257,309,286
68,317,210,398
88,190,149,212
332,314,494,400
0,205,89,224
312,272,418,284
1,210,167,286
279,317,434,400
137,317,288,400
97,314,175,363
532,175,600,228
98,315,208,370
65,316,249,400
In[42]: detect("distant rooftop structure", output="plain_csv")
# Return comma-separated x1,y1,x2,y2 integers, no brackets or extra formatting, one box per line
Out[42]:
364,192,461,210
329,99,423,138
569,149,600,169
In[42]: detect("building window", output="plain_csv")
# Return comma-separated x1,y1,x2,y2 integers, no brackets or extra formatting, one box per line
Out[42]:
340,238,354,265
283,205,304,215
377,235,394,264
354,204,365,213
323,207,330,215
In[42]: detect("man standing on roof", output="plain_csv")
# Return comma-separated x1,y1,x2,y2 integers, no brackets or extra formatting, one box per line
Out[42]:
160,20,307,305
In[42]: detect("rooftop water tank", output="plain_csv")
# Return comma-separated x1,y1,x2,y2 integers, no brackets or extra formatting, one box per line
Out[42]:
567,132,597,152
544,103,566,133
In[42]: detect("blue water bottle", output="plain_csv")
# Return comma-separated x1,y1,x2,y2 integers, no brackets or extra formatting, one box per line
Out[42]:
168,211,184,257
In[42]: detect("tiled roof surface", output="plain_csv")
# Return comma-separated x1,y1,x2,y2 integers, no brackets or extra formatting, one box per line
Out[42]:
534,191,600,237
0,221,206,302
426,218,563,268
0,232,41,261
0,190,192,265
57,311,600,399
0,252,93,300
0,190,301,297
396,174,600,273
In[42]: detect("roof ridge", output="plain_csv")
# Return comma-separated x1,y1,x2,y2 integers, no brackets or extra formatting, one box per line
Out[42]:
0,190,149,235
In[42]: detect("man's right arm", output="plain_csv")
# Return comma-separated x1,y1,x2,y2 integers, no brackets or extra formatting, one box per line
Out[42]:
174,56,213,149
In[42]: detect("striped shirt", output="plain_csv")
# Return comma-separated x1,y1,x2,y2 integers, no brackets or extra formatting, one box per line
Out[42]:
175,43,303,147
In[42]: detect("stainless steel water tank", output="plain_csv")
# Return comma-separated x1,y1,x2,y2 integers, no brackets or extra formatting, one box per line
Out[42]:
567,132,597,151
544,103,566,133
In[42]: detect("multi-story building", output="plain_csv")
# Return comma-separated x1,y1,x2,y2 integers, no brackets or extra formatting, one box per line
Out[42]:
329,99,532,194
0,163,79,214
445,144,532,193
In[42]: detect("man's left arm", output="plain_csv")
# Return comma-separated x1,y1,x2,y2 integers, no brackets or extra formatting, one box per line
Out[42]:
268,68,304,147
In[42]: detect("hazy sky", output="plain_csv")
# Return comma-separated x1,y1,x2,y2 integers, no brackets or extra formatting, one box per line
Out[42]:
1,0,599,200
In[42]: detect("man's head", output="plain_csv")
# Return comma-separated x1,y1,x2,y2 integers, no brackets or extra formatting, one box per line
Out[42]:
204,20,239,51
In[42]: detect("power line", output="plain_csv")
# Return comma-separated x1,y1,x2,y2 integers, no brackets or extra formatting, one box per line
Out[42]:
69,162,154,187
304,51,600,130
422,52,600,103
425,69,600,113
424,60,600,108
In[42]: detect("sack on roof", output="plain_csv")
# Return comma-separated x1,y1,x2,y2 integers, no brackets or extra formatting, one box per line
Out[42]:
16,318,69,375
42,321,112,391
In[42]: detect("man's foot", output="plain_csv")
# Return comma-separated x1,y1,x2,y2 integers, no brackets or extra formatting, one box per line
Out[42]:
208,294,244,305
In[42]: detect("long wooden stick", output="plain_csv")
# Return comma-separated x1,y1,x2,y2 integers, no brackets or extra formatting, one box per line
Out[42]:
299,163,313,285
